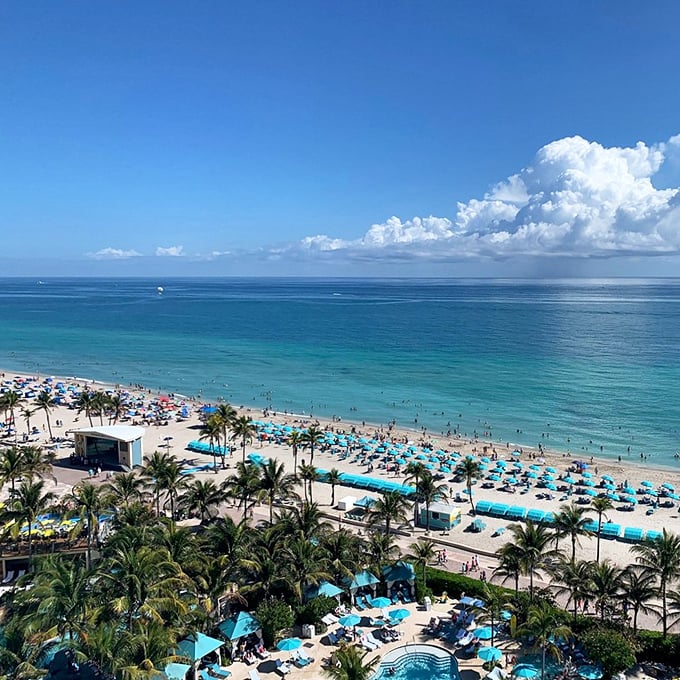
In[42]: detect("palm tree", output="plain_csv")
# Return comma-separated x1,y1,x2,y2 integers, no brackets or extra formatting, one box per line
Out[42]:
632,529,680,636
75,391,97,426
215,403,237,463
590,496,614,563
550,558,594,621
258,459,297,523
142,450,174,516
34,390,57,440
415,471,448,533
620,565,658,634
456,457,481,514
91,391,108,425
367,491,411,536
298,462,320,503
155,462,187,520
231,415,257,463
225,461,262,520
17,555,94,642
517,601,571,680
21,406,34,437
199,415,222,472
590,560,623,621
287,429,304,479
104,472,146,508
326,468,342,506
0,445,24,494
5,479,57,566
277,500,331,541
180,479,225,523
67,481,106,567
508,520,557,599
405,461,428,524
19,444,56,483
322,642,380,680
107,392,124,425
475,582,512,648
322,529,365,584
366,532,399,575
493,543,524,597
283,536,331,603
553,503,593,562
301,424,324,465
406,539,436,589
1,390,24,442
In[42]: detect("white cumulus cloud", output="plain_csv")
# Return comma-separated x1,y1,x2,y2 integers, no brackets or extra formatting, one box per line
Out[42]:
87,247,142,260
155,245,184,257
292,134,680,261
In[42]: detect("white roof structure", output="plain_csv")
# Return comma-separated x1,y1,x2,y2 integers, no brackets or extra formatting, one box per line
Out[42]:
70,425,145,442
428,501,460,515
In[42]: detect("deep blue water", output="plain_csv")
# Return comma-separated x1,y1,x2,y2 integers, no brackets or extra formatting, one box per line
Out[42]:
1,277,679,467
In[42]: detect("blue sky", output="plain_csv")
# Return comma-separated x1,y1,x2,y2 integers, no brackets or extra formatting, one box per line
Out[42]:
2,1,680,276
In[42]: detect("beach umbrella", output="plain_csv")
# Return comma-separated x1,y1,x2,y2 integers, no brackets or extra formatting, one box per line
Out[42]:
370,597,392,608
474,626,494,640
646,490,658,497
339,614,361,628
603,483,616,491
481,457,491,463
601,474,614,482
526,471,537,479
582,471,592,478
542,473,554,480
623,485,635,495
578,665,603,680
388,608,410,622
583,488,597,497
276,637,302,652
563,477,575,485
529,464,541,471
623,496,638,504
496,461,507,468
478,646,502,663
583,480,595,487
546,466,556,473
488,474,501,482
513,666,539,678
663,483,675,491
546,483,557,491
641,480,653,487
606,493,620,502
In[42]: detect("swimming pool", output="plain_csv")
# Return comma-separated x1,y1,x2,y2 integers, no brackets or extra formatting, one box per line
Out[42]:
372,644,460,680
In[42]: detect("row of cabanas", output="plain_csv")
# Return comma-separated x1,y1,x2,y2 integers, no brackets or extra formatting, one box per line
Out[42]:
474,500,662,543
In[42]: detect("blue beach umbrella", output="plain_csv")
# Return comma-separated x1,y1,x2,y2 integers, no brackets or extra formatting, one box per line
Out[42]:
663,483,675,491
545,466,556,473
388,608,410,622
339,614,361,628
370,597,392,608
529,464,541,471
276,637,302,652
641,480,653,487
488,474,501,481
478,646,503,663
474,626,494,640
583,480,595,487
546,483,557,491
583,488,597,497
582,471,592,478
513,666,539,679
601,474,614,482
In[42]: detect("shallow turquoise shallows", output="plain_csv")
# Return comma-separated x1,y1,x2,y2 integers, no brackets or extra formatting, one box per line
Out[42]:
1,277,680,467
373,644,459,680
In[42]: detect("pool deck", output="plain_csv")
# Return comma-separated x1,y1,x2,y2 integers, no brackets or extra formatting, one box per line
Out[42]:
223,599,521,680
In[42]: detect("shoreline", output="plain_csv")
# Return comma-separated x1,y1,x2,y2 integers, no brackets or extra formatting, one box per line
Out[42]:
2,364,678,478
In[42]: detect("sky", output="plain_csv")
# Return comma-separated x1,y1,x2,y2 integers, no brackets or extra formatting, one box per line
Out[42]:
1,1,680,277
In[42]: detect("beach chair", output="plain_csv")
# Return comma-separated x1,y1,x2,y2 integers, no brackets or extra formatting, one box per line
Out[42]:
326,631,339,645
291,651,310,667
355,595,367,610
2,570,15,584
297,648,314,664
275,659,291,675
208,664,231,678
199,670,213,680
402,592,413,603
248,671,261,680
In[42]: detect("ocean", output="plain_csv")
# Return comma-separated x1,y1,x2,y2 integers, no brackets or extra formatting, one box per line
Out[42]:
1,277,679,467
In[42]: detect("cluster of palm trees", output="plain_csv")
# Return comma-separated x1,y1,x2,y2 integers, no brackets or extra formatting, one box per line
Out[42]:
1,389,60,441
0,448,422,680
494,503,680,637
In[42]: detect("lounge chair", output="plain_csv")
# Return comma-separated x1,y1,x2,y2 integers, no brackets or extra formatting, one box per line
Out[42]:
359,636,378,651
1,570,14,584
326,631,339,645
275,659,291,675
297,649,314,664
355,595,366,610
208,664,231,678
292,651,310,667
199,670,213,680
248,671,261,680
402,592,413,603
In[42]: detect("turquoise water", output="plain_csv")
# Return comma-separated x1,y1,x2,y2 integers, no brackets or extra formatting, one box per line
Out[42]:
373,646,458,680
1,277,680,467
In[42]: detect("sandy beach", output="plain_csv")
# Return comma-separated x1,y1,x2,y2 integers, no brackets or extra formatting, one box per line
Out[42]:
2,368,679,574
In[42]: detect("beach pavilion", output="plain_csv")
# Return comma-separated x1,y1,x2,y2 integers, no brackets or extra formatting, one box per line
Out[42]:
382,561,416,599
177,632,225,677
69,425,145,469
218,611,262,645
343,569,380,603
417,501,461,531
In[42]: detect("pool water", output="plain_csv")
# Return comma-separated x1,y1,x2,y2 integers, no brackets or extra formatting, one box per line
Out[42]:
373,644,459,680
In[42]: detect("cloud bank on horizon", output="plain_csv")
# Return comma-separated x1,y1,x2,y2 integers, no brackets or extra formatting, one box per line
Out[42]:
297,133,680,262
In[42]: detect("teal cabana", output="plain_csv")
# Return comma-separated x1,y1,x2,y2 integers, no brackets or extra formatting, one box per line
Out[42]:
178,632,225,671
343,569,380,603
417,502,461,531
381,561,415,598
218,611,262,642
305,580,344,602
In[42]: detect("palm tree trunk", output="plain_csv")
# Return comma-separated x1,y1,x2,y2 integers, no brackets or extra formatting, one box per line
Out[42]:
596,514,602,562
425,500,430,533
45,412,53,440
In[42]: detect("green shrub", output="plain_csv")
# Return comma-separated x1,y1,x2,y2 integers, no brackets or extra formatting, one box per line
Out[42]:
581,628,636,677
636,630,680,665
425,567,505,600
294,595,336,626
254,597,295,648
